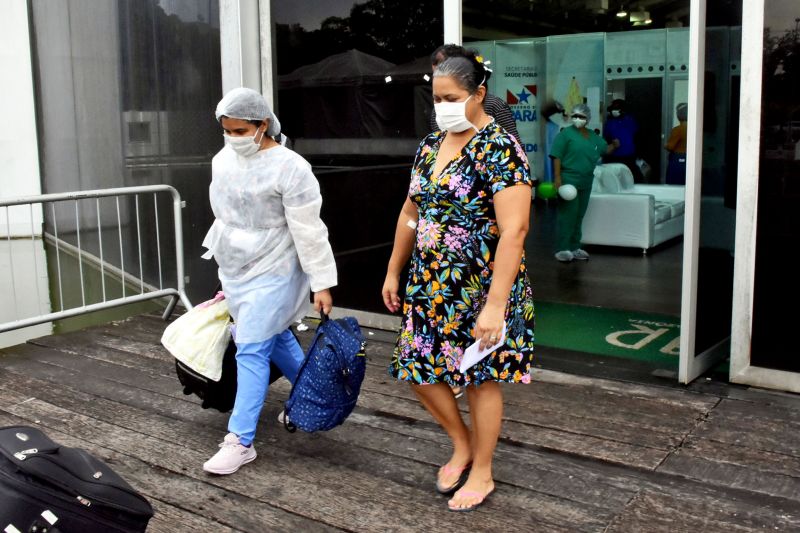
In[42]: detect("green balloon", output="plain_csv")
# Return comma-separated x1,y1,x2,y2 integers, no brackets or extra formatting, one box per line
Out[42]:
537,182,557,199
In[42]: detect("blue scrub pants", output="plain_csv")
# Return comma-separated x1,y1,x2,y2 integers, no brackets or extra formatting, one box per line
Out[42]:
228,328,305,446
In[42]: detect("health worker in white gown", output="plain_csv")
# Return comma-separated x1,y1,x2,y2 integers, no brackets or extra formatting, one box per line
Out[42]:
201,88,337,475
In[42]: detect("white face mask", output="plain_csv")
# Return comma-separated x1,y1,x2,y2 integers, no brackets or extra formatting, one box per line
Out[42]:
611,110,621,118
572,117,588,129
435,95,477,133
224,127,265,157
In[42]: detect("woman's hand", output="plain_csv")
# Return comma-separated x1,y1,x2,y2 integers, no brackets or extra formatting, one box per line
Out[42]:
313,289,333,316
382,273,401,313
474,301,505,350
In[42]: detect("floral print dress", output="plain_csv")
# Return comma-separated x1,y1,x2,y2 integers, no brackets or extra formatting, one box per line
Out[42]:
390,122,536,387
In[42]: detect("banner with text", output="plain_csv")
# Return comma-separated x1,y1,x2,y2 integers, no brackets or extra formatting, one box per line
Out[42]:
494,40,545,180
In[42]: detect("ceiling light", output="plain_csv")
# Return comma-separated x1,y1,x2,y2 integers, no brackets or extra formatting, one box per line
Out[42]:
616,5,628,18
630,7,651,25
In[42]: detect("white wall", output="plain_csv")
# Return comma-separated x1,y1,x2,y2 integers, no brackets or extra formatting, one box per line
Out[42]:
0,1,43,236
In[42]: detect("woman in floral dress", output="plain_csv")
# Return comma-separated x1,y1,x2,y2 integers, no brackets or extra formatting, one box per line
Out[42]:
382,53,535,512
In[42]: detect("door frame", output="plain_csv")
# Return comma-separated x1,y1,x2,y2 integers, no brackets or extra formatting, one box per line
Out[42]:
728,0,800,394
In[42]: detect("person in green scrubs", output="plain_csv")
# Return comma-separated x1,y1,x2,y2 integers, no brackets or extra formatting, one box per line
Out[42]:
549,103,615,262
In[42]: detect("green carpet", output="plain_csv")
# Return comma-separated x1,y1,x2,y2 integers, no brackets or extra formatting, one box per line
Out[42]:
535,301,681,367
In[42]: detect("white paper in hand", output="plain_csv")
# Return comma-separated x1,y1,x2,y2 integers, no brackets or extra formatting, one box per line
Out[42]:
459,323,507,374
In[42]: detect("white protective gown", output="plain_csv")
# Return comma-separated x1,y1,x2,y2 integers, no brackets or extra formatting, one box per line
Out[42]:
202,144,337,343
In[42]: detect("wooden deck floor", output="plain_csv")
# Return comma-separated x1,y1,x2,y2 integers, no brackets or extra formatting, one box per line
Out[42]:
1,313,799,532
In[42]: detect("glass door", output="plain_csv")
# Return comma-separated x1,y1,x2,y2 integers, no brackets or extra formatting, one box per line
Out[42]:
679,0,742,383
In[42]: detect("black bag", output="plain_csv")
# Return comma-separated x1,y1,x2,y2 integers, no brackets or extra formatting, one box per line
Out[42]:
176,337,283,413
0,425,153,533
173,284,285,413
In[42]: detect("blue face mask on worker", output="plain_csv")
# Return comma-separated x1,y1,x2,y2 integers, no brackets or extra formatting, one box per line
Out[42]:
224,125,266,157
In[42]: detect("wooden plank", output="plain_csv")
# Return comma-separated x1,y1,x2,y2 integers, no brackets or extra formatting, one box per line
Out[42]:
605,488,800,532
0,409,338,532
146,499,240,533
658,437,800,501
25,330,174,377
0,379,577,531
83,313,718,434
0,367,639,515
8,330,690,465
0,348,223,427
0,343,182,398
367,337,718,412
0,370,606,531
10,324,702,470
691,399,800,457
356,362,706,449
273,380,671,470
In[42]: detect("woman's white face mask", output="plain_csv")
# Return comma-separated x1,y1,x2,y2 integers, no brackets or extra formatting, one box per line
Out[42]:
435,95,477,133
224,126,265,157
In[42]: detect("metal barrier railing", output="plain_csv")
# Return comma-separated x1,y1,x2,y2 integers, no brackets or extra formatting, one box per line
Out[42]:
0,185,193,334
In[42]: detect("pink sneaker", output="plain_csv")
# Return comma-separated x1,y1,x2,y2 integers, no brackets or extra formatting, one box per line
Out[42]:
203,433,256,475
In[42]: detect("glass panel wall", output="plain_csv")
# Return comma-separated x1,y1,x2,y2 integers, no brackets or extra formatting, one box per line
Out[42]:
750,2,800,372
30,0,222,303
462,1,696,373
272,1,443,312
461,1,745,376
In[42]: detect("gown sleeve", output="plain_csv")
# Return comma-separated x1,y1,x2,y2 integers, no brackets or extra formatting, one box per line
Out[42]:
281,161,338,292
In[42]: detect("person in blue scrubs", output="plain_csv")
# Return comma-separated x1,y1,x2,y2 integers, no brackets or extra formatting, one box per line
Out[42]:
201,88,337,475
603,99,644,182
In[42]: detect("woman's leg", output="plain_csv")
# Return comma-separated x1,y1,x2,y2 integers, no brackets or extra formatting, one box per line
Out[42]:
269,329,306,384
449,381,502,509
227,337,277,446
413,383,472,484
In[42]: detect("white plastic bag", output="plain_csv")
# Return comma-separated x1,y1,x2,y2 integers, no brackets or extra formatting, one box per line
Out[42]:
161,295,231,381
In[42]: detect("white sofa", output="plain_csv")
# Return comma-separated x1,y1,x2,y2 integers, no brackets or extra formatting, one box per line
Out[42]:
580,163,686,252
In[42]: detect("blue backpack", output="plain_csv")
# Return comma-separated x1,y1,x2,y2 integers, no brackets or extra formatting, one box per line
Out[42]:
283,315,366,432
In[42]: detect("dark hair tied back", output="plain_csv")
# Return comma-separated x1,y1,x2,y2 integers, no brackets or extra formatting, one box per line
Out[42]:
433,45,492,94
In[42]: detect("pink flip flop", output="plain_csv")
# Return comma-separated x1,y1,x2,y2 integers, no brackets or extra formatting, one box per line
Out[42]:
447,487,494,512
435,463,471,495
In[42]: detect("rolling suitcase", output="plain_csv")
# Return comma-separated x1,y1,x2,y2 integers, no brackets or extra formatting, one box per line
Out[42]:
0,425,153,533
169,284,285,413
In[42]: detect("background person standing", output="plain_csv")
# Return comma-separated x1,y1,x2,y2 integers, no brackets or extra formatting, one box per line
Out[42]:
201,88,337,475
551,103,612,262
603,99,644,182
665,102,688,185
